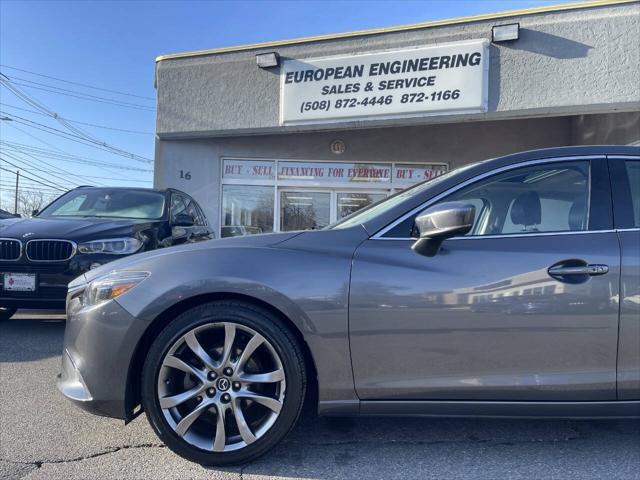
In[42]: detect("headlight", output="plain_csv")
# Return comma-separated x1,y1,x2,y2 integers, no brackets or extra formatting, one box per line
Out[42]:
77,237,142,255
82,271,149,308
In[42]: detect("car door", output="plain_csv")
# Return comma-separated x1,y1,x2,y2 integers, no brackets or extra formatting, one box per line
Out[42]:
349,157,620,401
610,155,640,400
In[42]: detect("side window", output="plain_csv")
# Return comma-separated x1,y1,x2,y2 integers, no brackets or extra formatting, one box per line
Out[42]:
170,194,188,223
386,161,590,238
625,161,640,227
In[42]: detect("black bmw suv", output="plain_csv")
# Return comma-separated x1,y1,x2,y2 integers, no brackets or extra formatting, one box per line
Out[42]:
0,186,213,320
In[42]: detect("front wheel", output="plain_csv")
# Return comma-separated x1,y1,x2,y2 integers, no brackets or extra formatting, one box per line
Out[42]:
0,307,17,321
141,301,306,466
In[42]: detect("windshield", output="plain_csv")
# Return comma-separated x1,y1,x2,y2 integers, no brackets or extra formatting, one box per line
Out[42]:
39,189,166,220
328,164,476,230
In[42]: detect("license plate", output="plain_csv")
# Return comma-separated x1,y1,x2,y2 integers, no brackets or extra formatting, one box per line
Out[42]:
3,273,37,292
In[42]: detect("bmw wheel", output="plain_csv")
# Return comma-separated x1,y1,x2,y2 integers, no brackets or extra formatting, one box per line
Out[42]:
141,301,306,465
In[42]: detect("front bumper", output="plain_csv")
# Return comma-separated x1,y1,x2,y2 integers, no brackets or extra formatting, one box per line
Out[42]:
57,289,148,420
0,254,129,310
57,348,93,401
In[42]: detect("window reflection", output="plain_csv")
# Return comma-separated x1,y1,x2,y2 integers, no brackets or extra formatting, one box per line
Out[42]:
221,185,273,237
337,193,386,219
280,191,330,231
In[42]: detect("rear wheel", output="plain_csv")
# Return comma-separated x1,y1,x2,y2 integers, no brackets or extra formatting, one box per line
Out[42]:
0,307,17,321
141,301,306,466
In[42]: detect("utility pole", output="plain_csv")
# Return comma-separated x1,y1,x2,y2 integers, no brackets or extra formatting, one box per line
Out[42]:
14,170,19,215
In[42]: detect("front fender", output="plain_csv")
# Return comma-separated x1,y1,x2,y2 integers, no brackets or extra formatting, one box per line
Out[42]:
114,239,360,408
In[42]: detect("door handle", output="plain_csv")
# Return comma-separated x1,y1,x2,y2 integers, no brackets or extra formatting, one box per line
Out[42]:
548,264,609,277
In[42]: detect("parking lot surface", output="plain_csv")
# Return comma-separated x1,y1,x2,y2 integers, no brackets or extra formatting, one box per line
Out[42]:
1,313,639,480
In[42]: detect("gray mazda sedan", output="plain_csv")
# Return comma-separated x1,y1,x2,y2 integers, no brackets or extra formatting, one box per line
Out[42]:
58,146,640,465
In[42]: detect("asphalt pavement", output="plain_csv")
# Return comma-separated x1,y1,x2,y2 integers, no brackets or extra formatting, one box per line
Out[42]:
1,312,639,480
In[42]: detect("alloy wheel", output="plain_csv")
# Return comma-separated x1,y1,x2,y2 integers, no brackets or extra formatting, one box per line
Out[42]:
157,322,286,452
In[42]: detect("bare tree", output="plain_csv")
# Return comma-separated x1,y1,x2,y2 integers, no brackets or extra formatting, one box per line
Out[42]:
9,189,59,217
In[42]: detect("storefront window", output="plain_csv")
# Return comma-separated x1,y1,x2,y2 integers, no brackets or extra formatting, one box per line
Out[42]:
280,191,330,231
220,159,448,236
221,185,274,237
337,192,386,219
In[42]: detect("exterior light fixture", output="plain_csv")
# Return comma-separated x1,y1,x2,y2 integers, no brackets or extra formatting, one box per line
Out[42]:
492,23,520,42
256,52,280,68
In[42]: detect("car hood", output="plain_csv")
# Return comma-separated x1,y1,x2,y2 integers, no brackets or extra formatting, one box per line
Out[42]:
0,216,160,241
77,231,304,284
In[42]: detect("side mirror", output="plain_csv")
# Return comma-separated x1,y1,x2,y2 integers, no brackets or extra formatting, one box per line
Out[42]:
412,202,475,257
31,209,39,217
173,213,195,227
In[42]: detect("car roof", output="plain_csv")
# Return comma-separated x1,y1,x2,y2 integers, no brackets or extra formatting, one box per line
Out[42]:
360,145,640,235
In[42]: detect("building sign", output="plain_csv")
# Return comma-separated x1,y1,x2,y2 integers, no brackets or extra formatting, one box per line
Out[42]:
278,161,391,183
393,163,449,183
280,39,489,125
223,159,276,180
223,159,447,184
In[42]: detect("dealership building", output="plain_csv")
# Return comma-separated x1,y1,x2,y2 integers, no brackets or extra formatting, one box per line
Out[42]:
154,0,640,236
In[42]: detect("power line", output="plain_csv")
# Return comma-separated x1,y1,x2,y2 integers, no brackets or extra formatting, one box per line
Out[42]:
0,78,154,162
6,79,156,111
0,103,154,135
0,154,74,190
0,64,155,100
1,143,107,186
0,164,66,192
0,180,64,194
1,144,151,183
0,140,153,173
1,125,151,175
1,111,153,164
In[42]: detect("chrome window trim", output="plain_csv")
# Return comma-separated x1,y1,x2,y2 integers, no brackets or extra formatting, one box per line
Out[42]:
0,238,22,262
372,155,603,240
372,229,617,241
25,239,77,262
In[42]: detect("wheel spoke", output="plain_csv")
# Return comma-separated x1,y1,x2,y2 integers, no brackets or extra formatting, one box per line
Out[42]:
237,333,264,372
212,404,227,452
220,323,236,367
159,385,202,409
184,330,217,370
232,399,256,445
237,391,282,414
239,368,284,384
174,401,211,436
162,355,206,382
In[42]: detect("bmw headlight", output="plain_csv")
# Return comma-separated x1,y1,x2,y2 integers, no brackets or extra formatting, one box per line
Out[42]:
82,271,149,308
78,237,143,255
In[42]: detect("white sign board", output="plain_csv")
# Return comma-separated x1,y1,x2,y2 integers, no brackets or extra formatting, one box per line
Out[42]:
280,39,489,125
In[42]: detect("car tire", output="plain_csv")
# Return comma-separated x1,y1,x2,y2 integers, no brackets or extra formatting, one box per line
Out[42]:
0,307,17,321
141,300,306,466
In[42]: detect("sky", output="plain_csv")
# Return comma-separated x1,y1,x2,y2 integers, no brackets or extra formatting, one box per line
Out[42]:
0,0,584,211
